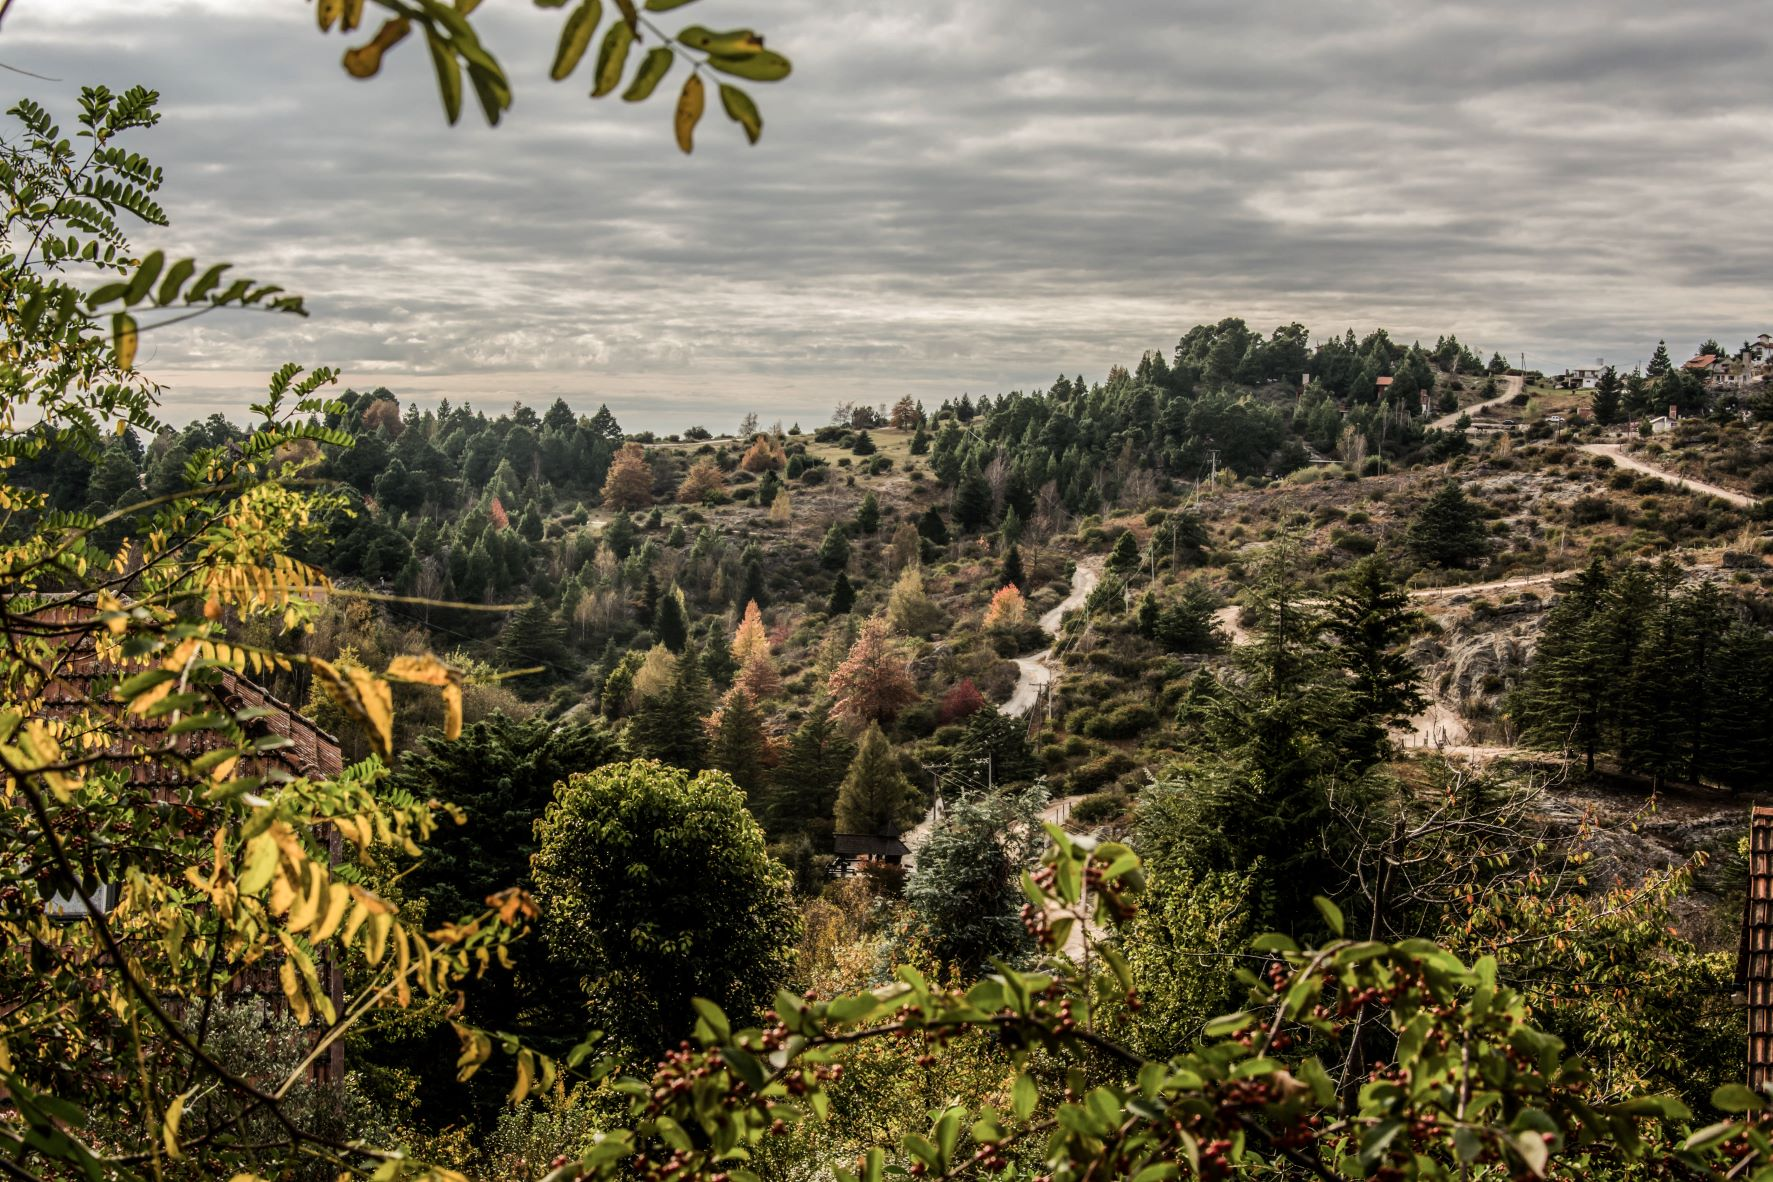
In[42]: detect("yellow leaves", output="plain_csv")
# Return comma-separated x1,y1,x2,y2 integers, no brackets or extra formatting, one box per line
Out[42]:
343,16,411,78
6,719,79,801
162,1089,189,1159
310,657,394,757
591,19,635,98
312,881,352,942
386,653,464,740
452,1022,492,1081
674,73,704,154
112,311,137,370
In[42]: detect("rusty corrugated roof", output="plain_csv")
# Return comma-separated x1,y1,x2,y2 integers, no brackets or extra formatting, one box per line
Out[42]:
1740,806,1773,1087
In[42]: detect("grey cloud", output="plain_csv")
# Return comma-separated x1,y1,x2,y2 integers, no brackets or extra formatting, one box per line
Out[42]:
4,0,1771,430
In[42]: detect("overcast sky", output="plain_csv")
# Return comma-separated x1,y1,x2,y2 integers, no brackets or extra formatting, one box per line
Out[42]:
6,1,1772,431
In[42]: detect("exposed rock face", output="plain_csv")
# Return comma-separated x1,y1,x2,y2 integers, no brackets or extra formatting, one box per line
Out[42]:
1407,599,1542,745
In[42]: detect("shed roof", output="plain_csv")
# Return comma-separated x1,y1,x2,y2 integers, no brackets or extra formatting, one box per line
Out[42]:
833,833,909,858
1740,806,1773,1087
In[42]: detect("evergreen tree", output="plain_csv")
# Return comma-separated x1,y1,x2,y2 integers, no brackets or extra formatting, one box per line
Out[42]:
380,715,620,1127
627,643,711,769
850,430,876,456
1107,530,1141,577
1592,366,1622,425
1646,340,1672,378
587,403,623,442
710,686,768,800
959,707,1041,787
833,723,919,835
952,460,993,532
1405,482,1489,568
1323,554,1425,769
604,509,638,559
828,570,856,615
917,505,949,545
765,699,855,837
909,422,930,455
855,491,881,534
656,584,689,652
497,598,567,681
1001,542,1025,592
818,523,851,570
905,782,1046,976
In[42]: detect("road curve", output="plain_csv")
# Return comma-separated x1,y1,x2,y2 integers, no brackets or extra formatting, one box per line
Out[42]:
1428,374,1524,430
1580,443,1755,509
1002,557,1103,718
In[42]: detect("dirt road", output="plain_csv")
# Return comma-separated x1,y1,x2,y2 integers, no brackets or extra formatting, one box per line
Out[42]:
1429,374,1523,430
1580,443,1755,509
1002,557,1102,719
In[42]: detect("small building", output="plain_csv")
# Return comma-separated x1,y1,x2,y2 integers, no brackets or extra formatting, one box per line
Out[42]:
1375,376,1394,397
1561,365,1606,390
1740,806,1773,1087
832,832,909,875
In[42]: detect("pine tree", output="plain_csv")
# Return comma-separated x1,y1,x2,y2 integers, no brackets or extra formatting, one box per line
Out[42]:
1323,555,1425,769
587,403,623,442
709,685,768,800
959,708,1041,786
833,723,918,835
1107,530,1141,576
627,643,711,769
828,616,919,726
1001,542,1025,592
1592,366,1622,425
765,698,855,836
828,570,856,615
1646,340,1672,378
1511,561,1613,771
917,506,949,545
601,442,654,510
818,523,850,570
656,584,689,652
855,491,880,534
952,460,993,532
497,598,568,683
604,509,639,559
1405,482,1489,568
909,422,930,455
851,430,876,456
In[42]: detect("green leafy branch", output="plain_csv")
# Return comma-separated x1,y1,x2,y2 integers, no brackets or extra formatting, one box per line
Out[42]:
311,0,789,150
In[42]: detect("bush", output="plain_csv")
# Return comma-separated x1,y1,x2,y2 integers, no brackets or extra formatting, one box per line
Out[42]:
1082,703,1158,740
1070,789,1130,827
1066,751,1137,793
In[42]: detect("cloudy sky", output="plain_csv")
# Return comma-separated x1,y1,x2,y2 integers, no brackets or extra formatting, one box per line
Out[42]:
6,1,1772,431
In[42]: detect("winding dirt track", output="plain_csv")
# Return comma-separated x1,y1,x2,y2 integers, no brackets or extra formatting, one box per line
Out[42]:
1001,558,1103,718
1428,374,1524,430
1579,442,1755,508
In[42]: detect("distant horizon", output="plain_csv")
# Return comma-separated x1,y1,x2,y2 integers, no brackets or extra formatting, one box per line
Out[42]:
134,324,1707,437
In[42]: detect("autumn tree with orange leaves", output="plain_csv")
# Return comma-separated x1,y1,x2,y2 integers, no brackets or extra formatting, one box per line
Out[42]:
602,441,654,510
827,616,919,726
